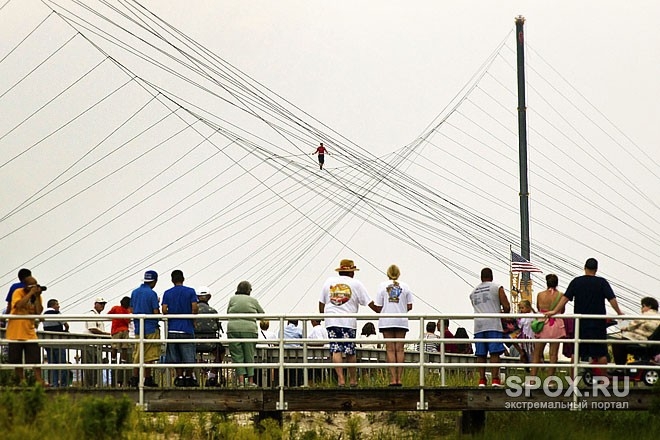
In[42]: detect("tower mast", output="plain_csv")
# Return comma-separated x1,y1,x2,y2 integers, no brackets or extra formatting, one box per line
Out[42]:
515,15,533,307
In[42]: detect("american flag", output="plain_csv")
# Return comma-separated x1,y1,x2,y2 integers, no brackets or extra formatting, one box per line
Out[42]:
511,251,542,273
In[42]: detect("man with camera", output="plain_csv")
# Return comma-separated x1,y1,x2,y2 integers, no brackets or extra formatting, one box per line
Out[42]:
2,268,31,328
6,275,45,385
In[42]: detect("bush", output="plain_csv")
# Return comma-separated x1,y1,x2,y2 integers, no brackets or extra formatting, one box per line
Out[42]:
79,396,133,440
0,385,45,428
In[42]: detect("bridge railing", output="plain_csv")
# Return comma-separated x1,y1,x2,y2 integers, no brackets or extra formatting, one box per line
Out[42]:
1,312,659,408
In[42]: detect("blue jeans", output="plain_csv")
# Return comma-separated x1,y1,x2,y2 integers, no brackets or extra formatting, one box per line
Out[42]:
45,347,68,387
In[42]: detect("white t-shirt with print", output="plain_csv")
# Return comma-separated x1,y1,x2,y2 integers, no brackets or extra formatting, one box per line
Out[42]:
470,281,504,333
320,275,372,329
374,280,413,330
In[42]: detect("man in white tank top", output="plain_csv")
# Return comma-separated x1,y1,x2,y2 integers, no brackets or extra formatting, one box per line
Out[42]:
469,267,510,387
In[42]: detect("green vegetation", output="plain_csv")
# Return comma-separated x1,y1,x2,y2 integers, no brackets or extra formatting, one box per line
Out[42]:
477,412,660,440
308,365,476,388
0,377,658,439
0,387,134,440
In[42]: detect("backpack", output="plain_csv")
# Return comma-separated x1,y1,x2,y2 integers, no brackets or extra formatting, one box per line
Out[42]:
195,302,222,334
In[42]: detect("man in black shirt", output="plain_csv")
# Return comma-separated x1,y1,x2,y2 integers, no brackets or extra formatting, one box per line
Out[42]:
547,258,623,364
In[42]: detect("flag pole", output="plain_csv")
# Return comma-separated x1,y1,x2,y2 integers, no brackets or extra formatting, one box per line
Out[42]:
509,244,520,313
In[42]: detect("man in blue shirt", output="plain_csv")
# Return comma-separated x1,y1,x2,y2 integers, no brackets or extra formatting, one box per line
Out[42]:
162,269,199,386
129,270,161,388
2,268,31,328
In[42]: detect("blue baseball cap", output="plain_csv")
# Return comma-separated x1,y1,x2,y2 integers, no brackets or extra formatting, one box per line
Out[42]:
143,270,158,282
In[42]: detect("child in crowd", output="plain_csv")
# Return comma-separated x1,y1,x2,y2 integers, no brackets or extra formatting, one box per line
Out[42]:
453,327,474,355
517,300,535,368
358,322,381,349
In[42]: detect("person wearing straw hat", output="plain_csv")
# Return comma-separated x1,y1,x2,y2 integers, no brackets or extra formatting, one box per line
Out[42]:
319,259,378,387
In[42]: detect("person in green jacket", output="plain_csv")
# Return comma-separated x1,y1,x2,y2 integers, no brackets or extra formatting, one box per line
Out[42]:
226,281,264,387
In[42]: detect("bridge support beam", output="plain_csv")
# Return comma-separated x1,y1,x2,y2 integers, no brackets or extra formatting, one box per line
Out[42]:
256,410,283,427
459,410,485,435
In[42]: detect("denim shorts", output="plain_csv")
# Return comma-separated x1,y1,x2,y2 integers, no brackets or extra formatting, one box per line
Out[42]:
165,332,196,363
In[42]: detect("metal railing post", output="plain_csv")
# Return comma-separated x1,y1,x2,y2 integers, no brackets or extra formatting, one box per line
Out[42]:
439,318,446,387
302,320,309,387
277,316,286,410
572,315,580,410
138,316,145,407
418,316,427,410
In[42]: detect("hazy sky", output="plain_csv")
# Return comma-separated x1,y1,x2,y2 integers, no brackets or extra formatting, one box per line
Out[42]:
134,0,660,147
1,1,659,335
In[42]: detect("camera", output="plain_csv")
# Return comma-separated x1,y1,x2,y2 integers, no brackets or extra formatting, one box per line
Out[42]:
39,285,47,292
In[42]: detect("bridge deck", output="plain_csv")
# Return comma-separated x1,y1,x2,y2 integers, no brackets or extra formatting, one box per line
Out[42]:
37,386,656,412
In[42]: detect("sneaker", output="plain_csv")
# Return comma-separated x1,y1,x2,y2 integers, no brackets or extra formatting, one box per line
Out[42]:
245,382,258,388
174,376,185,387
143,377,158,388
184,377,199,387
492,378,503,388
128,376,139,388
206,377,218,387
478,378,487,388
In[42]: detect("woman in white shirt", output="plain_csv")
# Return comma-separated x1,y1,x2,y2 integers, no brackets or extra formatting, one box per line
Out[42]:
373,264,413,386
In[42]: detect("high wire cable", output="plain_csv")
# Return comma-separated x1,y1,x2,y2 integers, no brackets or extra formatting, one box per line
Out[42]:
1,93,158,222
0,56,110,169
2,1,656,314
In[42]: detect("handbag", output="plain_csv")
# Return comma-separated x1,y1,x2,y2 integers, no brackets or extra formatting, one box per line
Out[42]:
531,291,563,334
531,319,545,334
